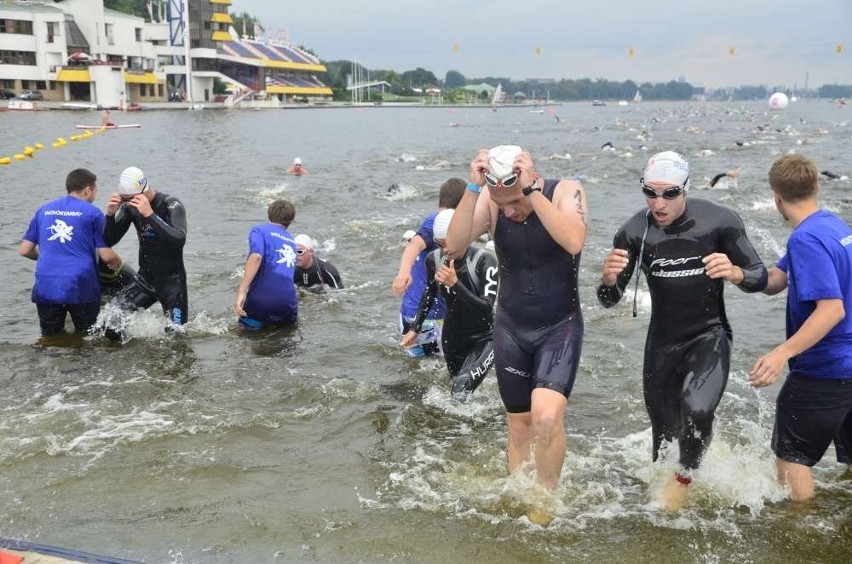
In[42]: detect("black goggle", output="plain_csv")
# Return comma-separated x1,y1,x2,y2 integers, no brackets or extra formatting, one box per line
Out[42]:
484,171,519,188
639,177,687,200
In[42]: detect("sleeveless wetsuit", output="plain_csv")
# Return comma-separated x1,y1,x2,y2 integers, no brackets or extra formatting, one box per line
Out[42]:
412,246,499,399
493,179,584,413
597,197,767,470
295,257,343,289
104,192,188,326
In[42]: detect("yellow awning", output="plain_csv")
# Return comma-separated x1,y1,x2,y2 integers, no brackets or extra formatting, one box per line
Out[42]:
210,12,233,24
266,85,333,96
209,0,232,4
124,72,159,85
55,69,91,82
259,60,327,73
211,31,231,41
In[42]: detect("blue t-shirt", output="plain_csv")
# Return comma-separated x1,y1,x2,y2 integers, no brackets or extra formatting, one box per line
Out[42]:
400,212,446,320
243,223,298,323
777,210,852,378
23,195,106,304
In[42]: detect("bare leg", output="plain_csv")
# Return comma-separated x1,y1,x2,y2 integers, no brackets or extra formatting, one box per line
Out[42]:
777,458,815,501
530,388,568,490
506,412,534,475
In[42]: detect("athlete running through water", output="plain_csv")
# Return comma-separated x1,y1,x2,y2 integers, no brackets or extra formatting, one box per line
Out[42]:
597,151,768,511
103,166,188,338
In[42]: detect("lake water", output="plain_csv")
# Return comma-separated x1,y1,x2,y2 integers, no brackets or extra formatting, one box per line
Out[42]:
1,100,851,563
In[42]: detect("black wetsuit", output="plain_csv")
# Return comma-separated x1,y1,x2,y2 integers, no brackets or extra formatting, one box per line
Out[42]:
97,259,138,298
493,179,584,413
412,246,499,399
104,192,188,325
597,197,767,471
295,258,343,289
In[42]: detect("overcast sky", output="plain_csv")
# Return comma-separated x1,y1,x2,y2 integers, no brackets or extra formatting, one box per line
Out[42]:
232,0,851,89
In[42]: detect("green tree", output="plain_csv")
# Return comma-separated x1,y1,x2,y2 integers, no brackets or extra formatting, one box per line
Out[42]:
445,70,466,88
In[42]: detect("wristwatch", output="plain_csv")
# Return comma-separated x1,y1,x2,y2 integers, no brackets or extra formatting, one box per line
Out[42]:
522,179,542,196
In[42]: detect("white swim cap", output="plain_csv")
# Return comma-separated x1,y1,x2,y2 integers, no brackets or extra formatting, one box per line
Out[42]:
643,151,690,187
432,209,454,240
402,229,416,243
293,157,302,165
488,145,523,178
118,166,148,195
294,233,314,250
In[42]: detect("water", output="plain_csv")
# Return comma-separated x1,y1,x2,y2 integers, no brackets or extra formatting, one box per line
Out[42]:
1,101,851,563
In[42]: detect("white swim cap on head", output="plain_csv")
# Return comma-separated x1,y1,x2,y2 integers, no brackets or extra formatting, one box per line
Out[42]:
293,157,302,165
488,145,523,178
118,166,148,195
643,151,690,187
432,209,455,240
402,229,416,242
294,233,314,250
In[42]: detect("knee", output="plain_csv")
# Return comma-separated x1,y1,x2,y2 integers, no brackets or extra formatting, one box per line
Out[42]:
507,416,534,443
531,410,563,440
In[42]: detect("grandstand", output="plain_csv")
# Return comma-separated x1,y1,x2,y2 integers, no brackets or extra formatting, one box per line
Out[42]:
218,38,332,101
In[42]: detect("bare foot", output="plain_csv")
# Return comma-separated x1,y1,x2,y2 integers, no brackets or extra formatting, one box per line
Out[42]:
658,473,690,512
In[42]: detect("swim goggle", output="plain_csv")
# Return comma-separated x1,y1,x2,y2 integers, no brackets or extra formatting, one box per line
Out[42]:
484,171,519,189
639,177,687,200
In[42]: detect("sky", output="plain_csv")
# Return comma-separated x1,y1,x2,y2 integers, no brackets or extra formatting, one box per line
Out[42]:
232,0,852,89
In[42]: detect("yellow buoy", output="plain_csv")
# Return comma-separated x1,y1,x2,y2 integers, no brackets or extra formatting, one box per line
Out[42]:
56,137,67,144
24,146,35,157
52,142,62,148
35,143,44,150
0,157,11,165
14,154,26,160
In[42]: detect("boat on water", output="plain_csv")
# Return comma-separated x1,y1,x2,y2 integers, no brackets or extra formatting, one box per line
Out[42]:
2,100,49,112
592,100,606,106
633,89,642,103
0,538,139,564
75,124,141,130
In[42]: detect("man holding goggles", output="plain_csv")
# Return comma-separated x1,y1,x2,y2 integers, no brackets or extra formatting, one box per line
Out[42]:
597,151,768,511
446,145,588,520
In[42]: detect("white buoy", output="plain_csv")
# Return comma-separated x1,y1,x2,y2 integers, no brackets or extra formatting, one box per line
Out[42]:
768,92,789,110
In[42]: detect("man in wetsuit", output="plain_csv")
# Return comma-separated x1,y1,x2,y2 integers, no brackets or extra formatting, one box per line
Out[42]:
446,145,588,497
597,151,768,511
749,154,852,502
294,234,343,289
401,209,499,401
393,178,466,358
19,168,120,336
103,166,188,332
235,199,299,328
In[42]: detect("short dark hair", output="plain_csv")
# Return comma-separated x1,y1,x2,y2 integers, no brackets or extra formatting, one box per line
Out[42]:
268,199,295,227
768,154,818,202
66,168,97,193
438,177,466,209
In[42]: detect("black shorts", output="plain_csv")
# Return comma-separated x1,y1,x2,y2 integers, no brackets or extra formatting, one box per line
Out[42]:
773,374,852,467
36,302,100,336
493,311,583,413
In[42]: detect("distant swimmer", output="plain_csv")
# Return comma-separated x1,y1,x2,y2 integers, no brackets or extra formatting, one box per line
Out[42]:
821,170,843,180
387,183,401,195
401,229,416,245
287,157,308,176
601,141,616,151
710,170,740,188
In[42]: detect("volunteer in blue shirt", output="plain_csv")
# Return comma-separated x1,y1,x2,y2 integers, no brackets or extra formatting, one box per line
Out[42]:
19,168,120,336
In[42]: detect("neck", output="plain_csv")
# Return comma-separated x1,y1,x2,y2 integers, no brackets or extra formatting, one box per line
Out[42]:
784,199,820,228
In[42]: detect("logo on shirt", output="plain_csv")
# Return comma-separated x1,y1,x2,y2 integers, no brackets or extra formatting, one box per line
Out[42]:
649,255,705,278
276,244,297,267
47,219,74,243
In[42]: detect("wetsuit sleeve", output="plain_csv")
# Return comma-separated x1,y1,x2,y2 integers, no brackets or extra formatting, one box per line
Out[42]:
320,260,344,289
446,251,498,317
719,208,768,292
104,205,133,246
142,197,186,248
411,255,439,333
596,227,638,308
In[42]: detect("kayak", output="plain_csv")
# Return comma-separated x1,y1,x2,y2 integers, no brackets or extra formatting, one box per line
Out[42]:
75,124,141,129
0,537,140,563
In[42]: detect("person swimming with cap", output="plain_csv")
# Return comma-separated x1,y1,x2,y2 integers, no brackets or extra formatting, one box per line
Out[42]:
287,157,308,176
445,145,588,521
294,234,343,289
401,208,499,401
597,150,768,511
102,166,188,339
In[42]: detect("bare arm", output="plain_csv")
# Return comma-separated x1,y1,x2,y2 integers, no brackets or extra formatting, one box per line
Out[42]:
18,240,38,260
749,298,845,387
97,247,121,270
234,253,262,316
533,179,588,256
392,235,427,296
446,149,494,256
763,266,788,296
